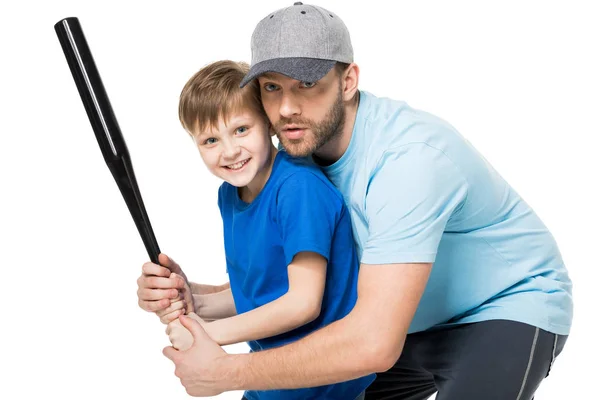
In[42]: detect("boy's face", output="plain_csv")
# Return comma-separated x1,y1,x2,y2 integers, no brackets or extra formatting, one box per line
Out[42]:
194,109,273,189
258,67,345,158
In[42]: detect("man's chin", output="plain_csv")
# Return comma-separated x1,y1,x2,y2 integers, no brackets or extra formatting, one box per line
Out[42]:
277,137,314,158
280,144,313,158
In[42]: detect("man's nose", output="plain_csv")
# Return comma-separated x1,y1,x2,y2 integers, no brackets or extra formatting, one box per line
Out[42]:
279,92,301,118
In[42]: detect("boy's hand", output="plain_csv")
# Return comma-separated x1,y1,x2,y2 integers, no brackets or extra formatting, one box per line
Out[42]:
137,253,187,313
163,315,228,397
155,273,196,324
166,312,205,351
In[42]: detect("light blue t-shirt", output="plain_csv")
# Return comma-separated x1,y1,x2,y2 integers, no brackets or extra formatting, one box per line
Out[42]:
321,91,573,335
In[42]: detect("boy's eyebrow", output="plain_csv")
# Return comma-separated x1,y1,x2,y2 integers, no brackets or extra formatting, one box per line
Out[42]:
194,129,211,141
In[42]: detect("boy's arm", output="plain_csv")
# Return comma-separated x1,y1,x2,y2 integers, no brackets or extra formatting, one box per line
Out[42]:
202,252,326,345
190,281,230,295
193,288,237,321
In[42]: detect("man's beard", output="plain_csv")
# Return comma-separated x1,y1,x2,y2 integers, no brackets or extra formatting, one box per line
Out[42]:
274,89,345,158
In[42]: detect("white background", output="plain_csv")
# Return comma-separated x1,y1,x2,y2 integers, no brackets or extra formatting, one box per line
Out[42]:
1,0,598,399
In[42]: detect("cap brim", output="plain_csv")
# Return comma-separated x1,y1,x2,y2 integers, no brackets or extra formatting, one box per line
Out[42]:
240,58,336,87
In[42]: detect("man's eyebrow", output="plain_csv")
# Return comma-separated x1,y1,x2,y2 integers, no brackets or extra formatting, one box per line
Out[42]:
259,73,278,80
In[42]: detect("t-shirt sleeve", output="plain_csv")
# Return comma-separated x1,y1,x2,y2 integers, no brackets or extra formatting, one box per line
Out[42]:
276,172,343,266
361,143,468,265
217,183,228,216
217,183,230,274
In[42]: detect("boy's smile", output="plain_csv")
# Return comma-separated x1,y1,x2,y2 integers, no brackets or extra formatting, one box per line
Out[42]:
223,158,251,171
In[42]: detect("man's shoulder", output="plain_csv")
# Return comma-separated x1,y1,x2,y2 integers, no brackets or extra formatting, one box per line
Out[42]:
361,91,456,140
358,91,471,165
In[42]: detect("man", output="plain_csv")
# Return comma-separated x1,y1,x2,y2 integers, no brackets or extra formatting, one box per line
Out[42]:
138,3,572,399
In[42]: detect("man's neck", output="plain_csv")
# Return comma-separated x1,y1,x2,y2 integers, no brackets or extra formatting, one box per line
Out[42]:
313,94,360,166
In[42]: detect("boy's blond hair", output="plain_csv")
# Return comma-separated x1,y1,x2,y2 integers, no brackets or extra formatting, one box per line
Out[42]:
179,60,266,136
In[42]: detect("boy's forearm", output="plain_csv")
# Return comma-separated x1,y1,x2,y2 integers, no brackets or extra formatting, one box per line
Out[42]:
204,293,317,346
193,289,237,320
190,281,230,295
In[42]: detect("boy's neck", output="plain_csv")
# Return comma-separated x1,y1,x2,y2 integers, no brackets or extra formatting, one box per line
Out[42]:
238,144,278,203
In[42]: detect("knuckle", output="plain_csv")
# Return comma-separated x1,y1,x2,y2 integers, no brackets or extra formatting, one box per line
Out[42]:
138,278,149,290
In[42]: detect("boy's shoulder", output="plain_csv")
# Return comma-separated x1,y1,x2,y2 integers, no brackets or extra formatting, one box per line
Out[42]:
276,151,321,176
274,152,342,196
217,151,346,209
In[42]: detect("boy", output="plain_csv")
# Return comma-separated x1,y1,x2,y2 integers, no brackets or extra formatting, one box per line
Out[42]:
162,60,374,400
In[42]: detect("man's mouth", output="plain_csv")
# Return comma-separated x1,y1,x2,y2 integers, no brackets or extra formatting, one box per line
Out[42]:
224,158,250,170
282,125,306,140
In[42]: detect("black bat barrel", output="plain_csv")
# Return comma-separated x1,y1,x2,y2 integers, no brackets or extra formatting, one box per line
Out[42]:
55,17,161,264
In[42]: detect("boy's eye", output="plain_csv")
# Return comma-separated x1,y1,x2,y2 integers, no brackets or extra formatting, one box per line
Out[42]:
300,81,316,88
204,137,218,145
235,126,248,135
263,83,279,92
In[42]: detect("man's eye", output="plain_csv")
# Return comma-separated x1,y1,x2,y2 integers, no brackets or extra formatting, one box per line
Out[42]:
300,81,316,88
204,138,218,145
263,83,279,92
235,126,248,135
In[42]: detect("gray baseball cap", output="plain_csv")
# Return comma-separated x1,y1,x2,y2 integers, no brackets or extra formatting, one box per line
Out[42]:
240,2,353,87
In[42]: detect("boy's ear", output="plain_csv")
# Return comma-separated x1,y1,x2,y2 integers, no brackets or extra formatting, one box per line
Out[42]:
268,121,276,137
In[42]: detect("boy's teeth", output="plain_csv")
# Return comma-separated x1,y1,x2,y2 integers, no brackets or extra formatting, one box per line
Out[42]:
227,159,248,170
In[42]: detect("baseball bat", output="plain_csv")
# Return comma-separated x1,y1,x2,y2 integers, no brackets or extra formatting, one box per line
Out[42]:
54,17,161,264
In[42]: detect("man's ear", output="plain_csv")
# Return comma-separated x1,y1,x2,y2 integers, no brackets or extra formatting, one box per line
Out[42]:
342,63,360,102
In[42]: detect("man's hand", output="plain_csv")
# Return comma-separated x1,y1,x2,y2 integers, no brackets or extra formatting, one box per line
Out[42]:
166,312,205,351
163,315,232,397
137,253,187,314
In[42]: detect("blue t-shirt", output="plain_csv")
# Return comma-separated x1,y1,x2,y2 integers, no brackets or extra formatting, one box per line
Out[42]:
218,151,375,400
321,91,573,335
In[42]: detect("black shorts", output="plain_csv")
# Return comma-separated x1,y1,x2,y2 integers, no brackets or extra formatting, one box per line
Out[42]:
365,319,567,400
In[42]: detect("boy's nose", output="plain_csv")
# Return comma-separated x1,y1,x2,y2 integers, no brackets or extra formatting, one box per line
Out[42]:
222,141,241,159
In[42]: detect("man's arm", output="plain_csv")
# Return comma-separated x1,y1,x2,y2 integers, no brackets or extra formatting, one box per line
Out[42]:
202,252,326,345
163,261,431,396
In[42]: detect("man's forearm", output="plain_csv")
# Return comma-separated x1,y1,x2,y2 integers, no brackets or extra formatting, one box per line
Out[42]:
222,307,390,390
